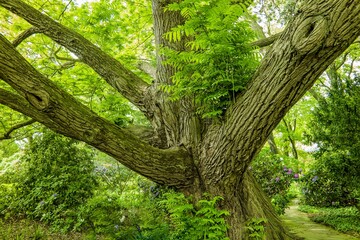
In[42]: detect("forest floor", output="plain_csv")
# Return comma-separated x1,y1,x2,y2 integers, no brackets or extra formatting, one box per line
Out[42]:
281,200,359,240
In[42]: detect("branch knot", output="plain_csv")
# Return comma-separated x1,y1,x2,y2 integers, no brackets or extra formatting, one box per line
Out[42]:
292,15,328,54
26,90,50,111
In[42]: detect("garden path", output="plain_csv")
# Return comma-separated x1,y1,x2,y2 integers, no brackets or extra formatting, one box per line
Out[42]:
281,201,359,240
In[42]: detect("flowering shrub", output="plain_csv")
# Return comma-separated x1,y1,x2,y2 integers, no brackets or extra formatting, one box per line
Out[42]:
251,149,300,197
251,149,301,214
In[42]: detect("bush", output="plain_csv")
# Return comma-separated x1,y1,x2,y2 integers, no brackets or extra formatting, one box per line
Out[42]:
251,149,301,214
251,149,300,198
301,151,360,207
9,129,98,232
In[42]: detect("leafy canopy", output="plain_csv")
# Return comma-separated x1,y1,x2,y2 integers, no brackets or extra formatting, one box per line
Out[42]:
162,0,259,118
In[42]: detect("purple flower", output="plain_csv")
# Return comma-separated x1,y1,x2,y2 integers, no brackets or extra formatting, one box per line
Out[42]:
283,166,288,171
294,173,299,179
275,177,280,182
312,176,318,182
287,169,293,174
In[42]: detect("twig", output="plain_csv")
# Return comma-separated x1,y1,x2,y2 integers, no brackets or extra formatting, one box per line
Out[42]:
0,119,36,141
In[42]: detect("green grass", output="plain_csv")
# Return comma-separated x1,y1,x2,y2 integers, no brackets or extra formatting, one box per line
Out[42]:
0,218,107,240
298,205,360,237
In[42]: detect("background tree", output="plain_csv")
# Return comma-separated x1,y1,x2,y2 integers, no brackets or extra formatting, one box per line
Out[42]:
302,46,360,209
0,0,360,239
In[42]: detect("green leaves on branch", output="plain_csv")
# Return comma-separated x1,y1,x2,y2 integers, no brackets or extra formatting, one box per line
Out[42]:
162,0,259,118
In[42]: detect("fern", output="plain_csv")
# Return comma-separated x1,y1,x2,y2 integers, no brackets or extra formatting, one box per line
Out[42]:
163,0,259,118
160,191,230,240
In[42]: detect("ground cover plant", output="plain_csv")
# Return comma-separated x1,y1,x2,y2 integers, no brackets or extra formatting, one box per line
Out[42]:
298,205,360,238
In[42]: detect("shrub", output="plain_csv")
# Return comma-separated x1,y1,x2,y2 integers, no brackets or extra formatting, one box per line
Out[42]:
251,149,301,214
301,152,360,207
9,129,97,232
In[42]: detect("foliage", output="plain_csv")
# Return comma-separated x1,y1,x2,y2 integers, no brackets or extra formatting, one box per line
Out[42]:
160,191,230,240
303,76,360,207
76,162,169,240
251,148,301,214
298,205,360,237
245,217,267,240
8,129,97,232
162,0,259,117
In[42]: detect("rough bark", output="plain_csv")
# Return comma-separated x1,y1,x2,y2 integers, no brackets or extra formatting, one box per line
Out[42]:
1,0,360,239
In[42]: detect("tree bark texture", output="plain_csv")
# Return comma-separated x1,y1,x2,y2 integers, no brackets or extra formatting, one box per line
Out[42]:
1,0,360,239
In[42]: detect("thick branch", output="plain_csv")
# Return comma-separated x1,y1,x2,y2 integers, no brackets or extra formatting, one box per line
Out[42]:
0,119,36,140
201,0,360,186
12,27,41,47
0,0,150,111
0,34,194,187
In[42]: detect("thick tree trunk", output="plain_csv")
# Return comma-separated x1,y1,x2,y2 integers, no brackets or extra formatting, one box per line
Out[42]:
197,171,294,239
1,0,360,239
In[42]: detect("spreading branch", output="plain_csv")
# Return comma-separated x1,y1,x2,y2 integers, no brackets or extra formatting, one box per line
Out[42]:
0,34,194,187
0,119,36,140
0,0,150,112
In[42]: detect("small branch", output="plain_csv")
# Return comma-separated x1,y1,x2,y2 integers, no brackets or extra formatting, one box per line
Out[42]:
308,88,323,102
58,0,73,19
0,119,36,140
12,27,41,47
55,55,82,63
251,32,282,48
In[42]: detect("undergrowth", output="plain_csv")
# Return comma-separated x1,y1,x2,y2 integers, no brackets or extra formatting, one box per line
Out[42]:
298,205,360,237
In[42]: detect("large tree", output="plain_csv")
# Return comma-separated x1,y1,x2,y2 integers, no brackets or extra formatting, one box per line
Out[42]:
1,0,360,238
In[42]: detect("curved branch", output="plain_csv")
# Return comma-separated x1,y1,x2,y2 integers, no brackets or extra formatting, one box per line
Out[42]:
0,0,150,112
0,119,36,140
12,27,41,47
0,34,194,187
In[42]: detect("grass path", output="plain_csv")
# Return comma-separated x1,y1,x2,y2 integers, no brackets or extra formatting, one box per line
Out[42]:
281,201,359,240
